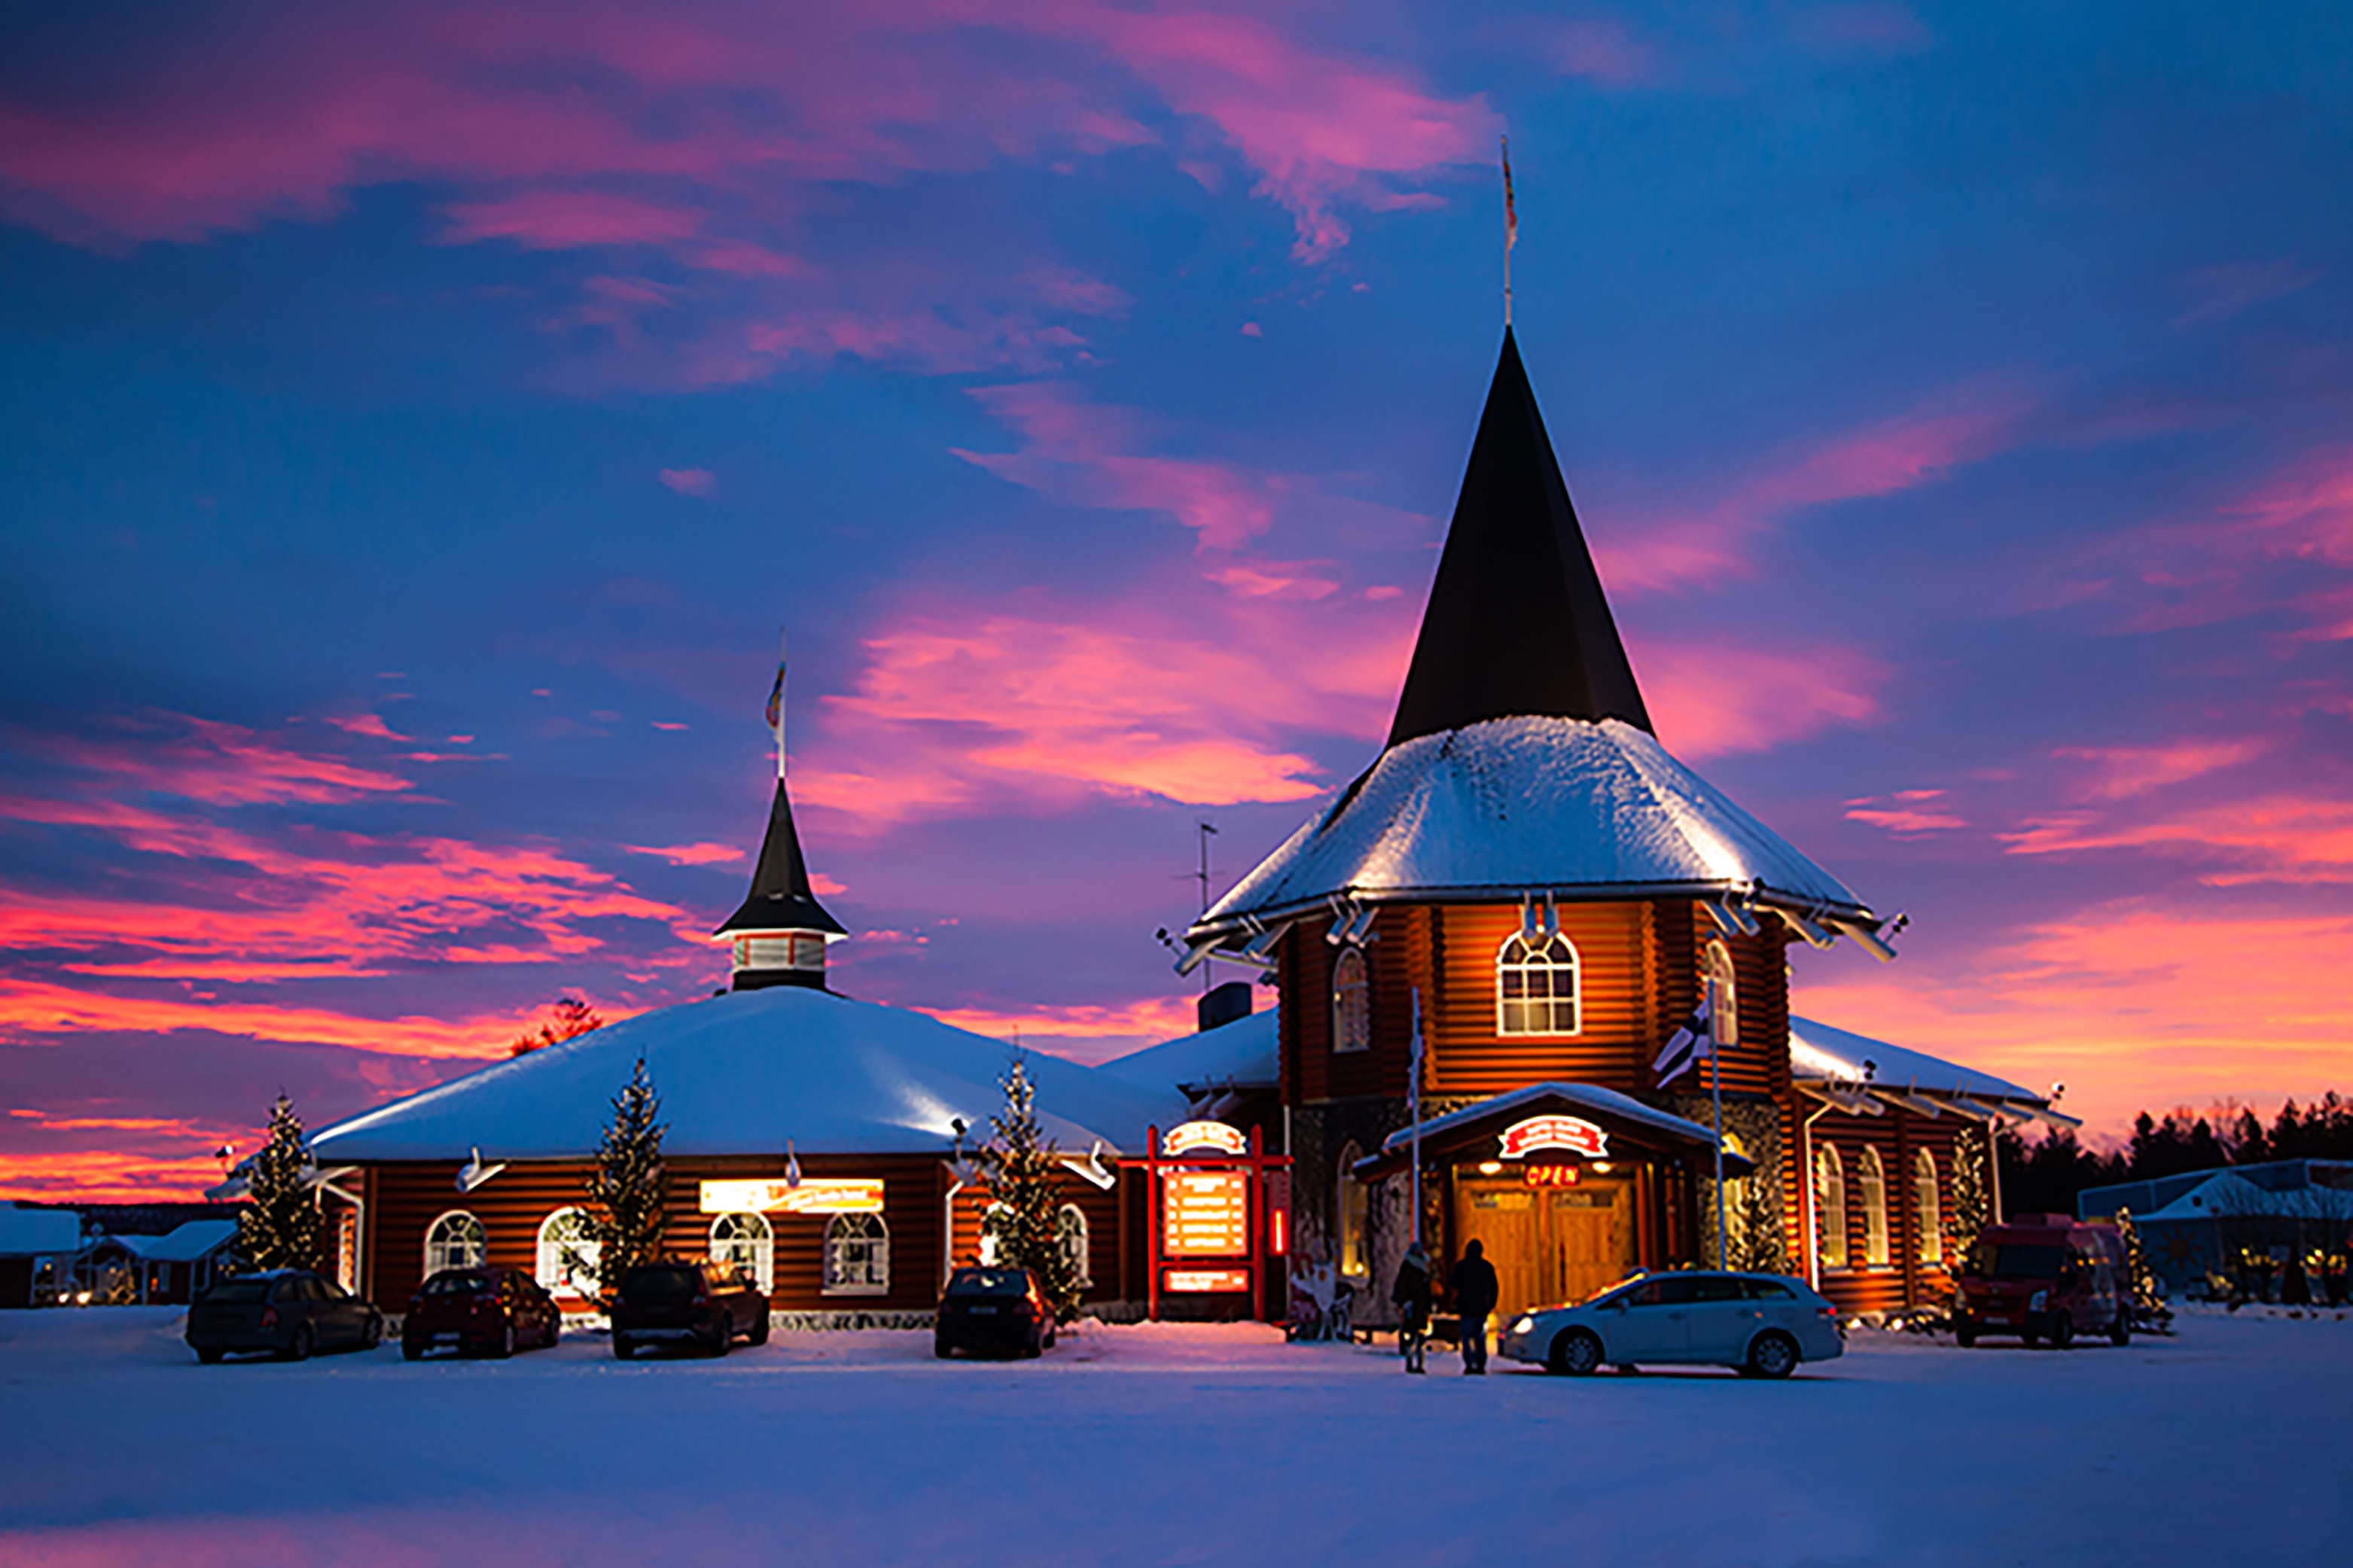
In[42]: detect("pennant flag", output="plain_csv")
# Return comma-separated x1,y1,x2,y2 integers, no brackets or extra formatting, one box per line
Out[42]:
1501,135,1517,251
1652,992,1714,1085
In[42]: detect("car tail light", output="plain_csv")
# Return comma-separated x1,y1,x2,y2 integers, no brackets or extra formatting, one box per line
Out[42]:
260,1307,279,1329
1816,1305,1836,1320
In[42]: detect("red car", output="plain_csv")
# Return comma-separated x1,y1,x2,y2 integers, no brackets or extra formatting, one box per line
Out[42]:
403,1266,562,1359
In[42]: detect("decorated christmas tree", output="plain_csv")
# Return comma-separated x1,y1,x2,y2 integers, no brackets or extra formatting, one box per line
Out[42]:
1726,1165,1788,1274
582,1056,669,1305
980,1054,1084,1323
2113,1207,2174,1332
236,1094,320,1271
1949,1123,1992,1265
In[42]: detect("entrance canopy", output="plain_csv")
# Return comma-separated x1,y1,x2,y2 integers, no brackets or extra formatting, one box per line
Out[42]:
1352,1083,1748,1181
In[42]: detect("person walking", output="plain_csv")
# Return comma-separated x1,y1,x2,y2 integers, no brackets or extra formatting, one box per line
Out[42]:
1450,1238,1499,1375
1392,1241,1432,1373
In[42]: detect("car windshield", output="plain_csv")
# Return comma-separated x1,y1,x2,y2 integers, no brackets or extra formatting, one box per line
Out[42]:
424,1274,494,1296
203,1279,270,1305
1577,1273,1648,1307
623,1266,699,1302
1977,1243,2065,1280
947,1269,1030,1298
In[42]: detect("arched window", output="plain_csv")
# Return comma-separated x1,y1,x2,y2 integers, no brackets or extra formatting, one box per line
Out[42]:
1815,1147,1849,1271
1056,1204,1092,1288
1858,1146,1891,1267
423,1210,486,1276
1705,940,1739,1049
709,1211,773,1292
534,1207,599,1295
1337,1142,1370,1279
1331,947,1370,1054
823,1212,889,1296
1913,1149,1943,1266
1496,930,1580,1036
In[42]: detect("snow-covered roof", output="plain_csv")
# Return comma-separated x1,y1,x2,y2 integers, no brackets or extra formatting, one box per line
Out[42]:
1376,1082,1728,1158
114,1219,241,1262
1788,1017,2041,1105
2140,1170,2353,1224
312,986,1187,1162
1098,1009,1279,1095
0,1204,83,1256
1187,717,1873,950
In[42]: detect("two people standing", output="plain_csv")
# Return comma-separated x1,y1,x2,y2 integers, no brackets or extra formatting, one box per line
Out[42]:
1391,1237,1501,1375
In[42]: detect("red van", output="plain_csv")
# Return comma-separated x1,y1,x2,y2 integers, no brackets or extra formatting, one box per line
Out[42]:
1953,1215,2129,1348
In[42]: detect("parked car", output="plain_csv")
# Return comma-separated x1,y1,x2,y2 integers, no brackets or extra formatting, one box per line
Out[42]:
1952,1215,2129,1348
1498,1270,1843,1378
934,1266,1056,1359
186,1269,385,1363
402,1265,562,1359
611,1260,768,1359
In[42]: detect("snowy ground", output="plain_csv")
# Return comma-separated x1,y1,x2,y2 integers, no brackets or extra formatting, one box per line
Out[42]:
1,1308,2345,1566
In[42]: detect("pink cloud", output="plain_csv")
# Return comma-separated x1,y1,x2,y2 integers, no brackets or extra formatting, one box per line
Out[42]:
913,994,1199,1064
2224,447,2353,566
23,714,412,807
1535,20,1657,87
623,841,745,867
658,467,718,497
1600,388,2036,593
1635,640,1888,759
440,189,708,250
325,712,406,741
1844,789,1970,836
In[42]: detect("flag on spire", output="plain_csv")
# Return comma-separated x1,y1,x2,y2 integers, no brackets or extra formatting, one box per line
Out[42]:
764,653,785,734
1501,135,1516,252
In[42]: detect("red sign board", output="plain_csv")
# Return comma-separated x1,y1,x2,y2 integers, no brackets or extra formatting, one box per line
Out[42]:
1163,1170,1249,1257
1522,1163,1581,1188
1163,1119,1248,1156
1498,1114,1609,1160
1165,1268,1251,1293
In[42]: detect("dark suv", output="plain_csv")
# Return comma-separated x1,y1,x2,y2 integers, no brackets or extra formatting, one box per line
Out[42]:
187,1269,385,1362
934,1266,1056,1359
611,1260,769,1359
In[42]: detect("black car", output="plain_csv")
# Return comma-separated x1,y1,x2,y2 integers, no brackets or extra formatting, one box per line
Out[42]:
611,1260,769,1359
187,1269,385,1362
402,1265,562,1359
934,1266,1056,1359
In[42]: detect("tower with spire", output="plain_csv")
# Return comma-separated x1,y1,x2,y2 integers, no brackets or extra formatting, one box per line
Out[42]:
1179,330,1899,1326
716,631,846,990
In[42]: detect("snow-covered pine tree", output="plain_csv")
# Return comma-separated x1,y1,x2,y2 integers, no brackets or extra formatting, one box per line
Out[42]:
1949,1124,1991,1265
1726,1165,1788,1274
237,1094,320,1271
980,1053,1084,1323
582,1056,669,1305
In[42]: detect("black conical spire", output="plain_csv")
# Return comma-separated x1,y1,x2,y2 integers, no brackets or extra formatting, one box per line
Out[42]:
718,780,846,939
1386,330,1651,749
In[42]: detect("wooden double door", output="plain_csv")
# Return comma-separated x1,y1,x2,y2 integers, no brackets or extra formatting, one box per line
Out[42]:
1452,1175,1636,1323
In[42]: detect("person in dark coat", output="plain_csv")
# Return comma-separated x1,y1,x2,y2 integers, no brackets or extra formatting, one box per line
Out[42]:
1391,1241,1432,1373
1450,1238,1500,1375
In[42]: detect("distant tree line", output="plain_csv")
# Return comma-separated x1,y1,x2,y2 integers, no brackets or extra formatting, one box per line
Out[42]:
2001,1092,2353,1218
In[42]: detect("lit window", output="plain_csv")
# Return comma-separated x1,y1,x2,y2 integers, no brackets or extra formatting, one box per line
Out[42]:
1057,1204,1092,1288
1815,1147,1849,1271
423,1210,486,1275
1496,931,1580,1036
709,1211,773,1292
1337,1143,1369,1279
1858,1146,1891,1267
1705,940,1739,1049
1913,1149,1943,1266
823,1212,889,1295
534,1207,599,1295
1332,947,1370,1054
977,1202,1006,1267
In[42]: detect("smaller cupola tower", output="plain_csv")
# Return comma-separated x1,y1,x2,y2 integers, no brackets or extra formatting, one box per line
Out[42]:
715,632,846,990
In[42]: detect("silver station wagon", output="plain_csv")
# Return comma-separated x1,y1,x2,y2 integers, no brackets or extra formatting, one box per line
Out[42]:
1497,1270,1844,1378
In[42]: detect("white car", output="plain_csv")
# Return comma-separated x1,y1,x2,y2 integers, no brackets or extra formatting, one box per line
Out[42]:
1497,1270,1844,1378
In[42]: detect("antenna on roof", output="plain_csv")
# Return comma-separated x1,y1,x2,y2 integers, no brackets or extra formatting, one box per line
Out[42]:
1500,135,1517,329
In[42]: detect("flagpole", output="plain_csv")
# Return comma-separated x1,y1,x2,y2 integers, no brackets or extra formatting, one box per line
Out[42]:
1711,982,1727,1270
1409,986,1424,1250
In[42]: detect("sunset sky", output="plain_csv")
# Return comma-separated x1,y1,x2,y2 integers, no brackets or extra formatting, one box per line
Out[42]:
4,2,2348,1201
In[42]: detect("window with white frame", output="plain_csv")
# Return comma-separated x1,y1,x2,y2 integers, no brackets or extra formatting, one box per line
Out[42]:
1858,1146,1891,1267
1705,939,1739,1049
1056,1204,1092,1287
533,1207,599,1295
709,1211,773,1292
1337,1143,1369,1279
424,1210,487,1275
1815,1147,1849,1271
1913,1148,1943,1266
1331,946,1371,1053
823,1212,889,1295
1496,930,1580,1036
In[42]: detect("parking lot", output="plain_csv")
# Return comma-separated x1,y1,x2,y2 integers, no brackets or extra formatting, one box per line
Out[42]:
2,1305,2345,1565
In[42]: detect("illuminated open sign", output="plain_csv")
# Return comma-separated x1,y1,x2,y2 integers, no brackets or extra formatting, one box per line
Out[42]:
1163,1120,1248,1156
1498,1115,1608,1161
